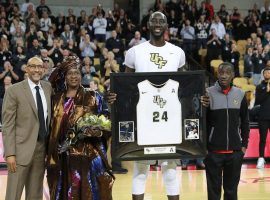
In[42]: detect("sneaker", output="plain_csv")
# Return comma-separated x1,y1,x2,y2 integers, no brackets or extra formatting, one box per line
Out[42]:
112,167,128,174
256,157,265,169
196,162,205,170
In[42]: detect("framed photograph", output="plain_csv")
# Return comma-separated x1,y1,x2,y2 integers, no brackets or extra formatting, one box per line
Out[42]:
119,121,134,142
110,71,207,161
185,119,200,140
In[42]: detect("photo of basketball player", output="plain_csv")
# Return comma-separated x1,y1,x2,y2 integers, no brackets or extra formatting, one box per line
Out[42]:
184,119,200,140
119,121,134,142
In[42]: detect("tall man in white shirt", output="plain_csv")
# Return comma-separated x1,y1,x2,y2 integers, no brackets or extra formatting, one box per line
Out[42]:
2,57,52,200
108,11,185,200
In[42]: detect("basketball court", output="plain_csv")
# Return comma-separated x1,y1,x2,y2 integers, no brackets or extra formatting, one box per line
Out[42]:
0,161,269,200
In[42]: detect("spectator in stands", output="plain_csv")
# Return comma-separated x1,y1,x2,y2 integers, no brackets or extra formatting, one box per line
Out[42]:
221,33,232,62
93,11,107,42
140,9,153,40
255,67,270,169
25,23,37,48
77,9,86,27
105,30,124,70
165,0,178,14
244,47,255,78
262,31,270,47
224,15,233,36
10,25,25,48
217,4,228,25
11,46,26,80
41,57,53,81
66,13,78,34
60,24,75,47
48,38,64,66
106,10,116,40
205,0,214,21
46,26,56,48
80,17,93,37
81,56,96,87
257,27,264,41
10,18,26,35
210,15,226,39
8,5,23,21
104,51,119,80
181,19,195,57
247,13,260,35
55,12,66,36
230,7,241,33
263,44,270,61
20,0,35,16
65,39,79,56
198,1,210,21
1,61,19,84
99,47,108,77
5,0,19,19
79,34,97,60
261,1,270,32
36,0,51,18
66,8,76,23
252,46,266,85
206,28,222,70
178,0,189,15
167,9,179,38
128,31,146,48
229,43,240,77
40,11,51,33
118,9,128,38
37,31,47,48
0,17,10,38
24,3,38,24
195,14,209,49
40,48,54,69
235,17,249,40
0,36,12,67
27,38,41,59
89,79,102,94
186,6,198,26
0,75,12,99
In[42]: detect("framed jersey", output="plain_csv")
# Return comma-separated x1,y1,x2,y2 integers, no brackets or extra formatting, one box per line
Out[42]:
110,71,207,161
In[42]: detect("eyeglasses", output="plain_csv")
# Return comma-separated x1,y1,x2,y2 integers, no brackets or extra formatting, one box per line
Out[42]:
28,64,44,70
66,71,81,76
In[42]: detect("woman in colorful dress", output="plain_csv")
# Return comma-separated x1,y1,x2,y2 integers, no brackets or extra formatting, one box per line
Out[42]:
47,55,114,200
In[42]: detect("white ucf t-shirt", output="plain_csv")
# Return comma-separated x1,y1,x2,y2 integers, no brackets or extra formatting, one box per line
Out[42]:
124,41,185,72
136,79,182,145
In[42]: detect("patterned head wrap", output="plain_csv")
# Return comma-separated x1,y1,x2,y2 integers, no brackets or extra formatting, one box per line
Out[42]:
49,54,82,92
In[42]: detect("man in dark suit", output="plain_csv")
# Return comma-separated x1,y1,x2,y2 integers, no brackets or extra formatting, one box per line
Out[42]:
2,56,52,200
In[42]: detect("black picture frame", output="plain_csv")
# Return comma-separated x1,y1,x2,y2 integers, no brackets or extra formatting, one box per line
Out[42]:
110,71,207,161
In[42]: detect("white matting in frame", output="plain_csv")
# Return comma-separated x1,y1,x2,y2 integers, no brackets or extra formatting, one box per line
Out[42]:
184,119,200,140
119,121,135,142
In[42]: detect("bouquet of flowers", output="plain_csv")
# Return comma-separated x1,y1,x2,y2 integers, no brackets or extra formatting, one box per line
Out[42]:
76,114,111,132
58,114,111,153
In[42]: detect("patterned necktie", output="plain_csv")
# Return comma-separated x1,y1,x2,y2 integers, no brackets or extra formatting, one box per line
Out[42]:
35,86,46,140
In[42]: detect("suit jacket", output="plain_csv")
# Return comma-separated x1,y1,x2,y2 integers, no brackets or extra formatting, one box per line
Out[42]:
2,80,52,165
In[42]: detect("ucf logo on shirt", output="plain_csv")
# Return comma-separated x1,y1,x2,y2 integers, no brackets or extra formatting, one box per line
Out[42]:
150,53,167,69
153,95,167,108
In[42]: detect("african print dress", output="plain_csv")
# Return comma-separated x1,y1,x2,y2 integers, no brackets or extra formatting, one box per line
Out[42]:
47,87,114,200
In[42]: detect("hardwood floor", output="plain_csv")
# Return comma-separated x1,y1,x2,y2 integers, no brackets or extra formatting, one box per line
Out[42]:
0,161,269,200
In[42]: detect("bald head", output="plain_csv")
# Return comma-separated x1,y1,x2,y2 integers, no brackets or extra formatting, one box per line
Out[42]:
149,11,167,23
27,56,43,66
